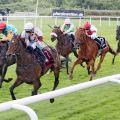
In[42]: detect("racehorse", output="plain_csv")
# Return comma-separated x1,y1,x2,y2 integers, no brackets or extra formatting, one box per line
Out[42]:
50,26,79,74
0,41,16,88
6,36,61,103
112,25,120,64
69,27,116,81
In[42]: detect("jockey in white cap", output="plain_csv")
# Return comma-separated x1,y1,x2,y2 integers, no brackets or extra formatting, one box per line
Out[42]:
21,22,48,62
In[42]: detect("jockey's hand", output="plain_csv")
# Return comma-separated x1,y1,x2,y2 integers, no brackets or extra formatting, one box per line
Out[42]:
63,31,67,35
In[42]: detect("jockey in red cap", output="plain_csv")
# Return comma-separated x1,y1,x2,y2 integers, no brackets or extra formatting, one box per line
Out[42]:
84,22,107,51
0,22,17,42
84,22,97,39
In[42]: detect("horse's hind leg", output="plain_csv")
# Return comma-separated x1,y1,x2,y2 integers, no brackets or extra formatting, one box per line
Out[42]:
10,78,23,100
32,80,41,95
50,65,60,103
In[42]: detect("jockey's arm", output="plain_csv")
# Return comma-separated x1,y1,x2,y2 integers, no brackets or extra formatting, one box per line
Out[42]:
60,24,65,32
64,24,74,34
37,36,43,42
1,30,13,41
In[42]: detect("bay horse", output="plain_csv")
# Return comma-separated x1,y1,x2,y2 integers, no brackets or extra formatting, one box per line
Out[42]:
69,27,116,81
50,26,79,74
6,36,61,103
0,40,16,88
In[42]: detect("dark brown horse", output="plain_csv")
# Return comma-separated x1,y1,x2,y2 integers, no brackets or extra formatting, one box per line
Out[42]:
69,27,116,80
0,41,16,88
112,25,120,64
6,36,61,103
50,26,78,74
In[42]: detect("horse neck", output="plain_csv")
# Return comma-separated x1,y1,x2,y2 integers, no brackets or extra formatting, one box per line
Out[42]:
57,35,67,46
17,43,33,66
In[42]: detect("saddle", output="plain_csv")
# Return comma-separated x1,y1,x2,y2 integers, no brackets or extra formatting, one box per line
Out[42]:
65,34,75,48
94,37,107,50
33,47,54,66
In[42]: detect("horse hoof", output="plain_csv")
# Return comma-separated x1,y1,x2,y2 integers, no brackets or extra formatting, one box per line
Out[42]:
8,78,13,82
69,75,73,80
50,98,54,103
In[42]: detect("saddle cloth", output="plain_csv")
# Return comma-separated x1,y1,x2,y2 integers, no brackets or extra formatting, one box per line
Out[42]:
33,47,54,66
94,37,107,49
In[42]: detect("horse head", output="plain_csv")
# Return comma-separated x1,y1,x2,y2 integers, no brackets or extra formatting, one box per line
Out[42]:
74,27,87,48
6,35,22,56
50,25,63,42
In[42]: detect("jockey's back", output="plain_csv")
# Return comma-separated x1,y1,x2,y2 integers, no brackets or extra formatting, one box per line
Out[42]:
3,24,17,36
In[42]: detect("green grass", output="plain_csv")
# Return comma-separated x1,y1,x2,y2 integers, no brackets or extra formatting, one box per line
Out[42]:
0,18,120,120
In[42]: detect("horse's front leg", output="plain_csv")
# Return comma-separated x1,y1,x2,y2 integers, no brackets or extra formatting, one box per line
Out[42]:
50,65,60,103
32,79,41,95
2,64,13,83
87,59,95,81
10,78,24,100
69,58,83,80
66,56,69,74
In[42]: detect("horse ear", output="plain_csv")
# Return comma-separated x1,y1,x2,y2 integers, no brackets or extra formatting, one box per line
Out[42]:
48,24,54,29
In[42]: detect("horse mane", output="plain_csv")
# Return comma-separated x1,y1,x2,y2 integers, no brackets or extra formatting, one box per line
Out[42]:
54,25,60,29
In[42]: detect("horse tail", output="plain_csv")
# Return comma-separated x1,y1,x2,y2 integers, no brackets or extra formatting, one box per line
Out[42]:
108,44,117,56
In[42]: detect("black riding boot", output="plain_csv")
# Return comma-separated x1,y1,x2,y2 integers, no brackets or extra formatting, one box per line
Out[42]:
34,47,46,63
94,38,101,49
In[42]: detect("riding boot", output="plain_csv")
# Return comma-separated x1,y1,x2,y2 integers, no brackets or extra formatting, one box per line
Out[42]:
94,37,101,49
26,46,34,54
34,47,46,63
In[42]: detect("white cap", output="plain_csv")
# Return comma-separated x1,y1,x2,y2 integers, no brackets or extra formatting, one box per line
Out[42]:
24,22,33,31
64,18,70,24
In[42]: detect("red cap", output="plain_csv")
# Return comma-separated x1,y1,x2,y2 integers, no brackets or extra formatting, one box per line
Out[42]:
0,22,6,30
84,22,91,29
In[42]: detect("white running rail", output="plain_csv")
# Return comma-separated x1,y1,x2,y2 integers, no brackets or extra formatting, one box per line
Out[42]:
0,74,120,120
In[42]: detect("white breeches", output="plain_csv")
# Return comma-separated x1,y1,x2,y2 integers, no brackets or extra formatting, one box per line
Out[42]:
90,33,97,39
36,41,47,49
26,39,37,49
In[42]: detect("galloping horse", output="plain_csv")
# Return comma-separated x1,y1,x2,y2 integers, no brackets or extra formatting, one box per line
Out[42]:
6,36,61,103
0,40,16,88
112,25,120,64
50,26,78,74
69,27,116,80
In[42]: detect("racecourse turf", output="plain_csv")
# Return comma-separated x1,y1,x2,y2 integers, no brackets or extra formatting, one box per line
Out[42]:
0,18,120,120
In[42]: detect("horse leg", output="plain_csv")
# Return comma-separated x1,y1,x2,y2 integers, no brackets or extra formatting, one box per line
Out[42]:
50,66,60,103
72,50,85,68
32,80,41,96
1,64,13,83
69,58,83,80
95,52,107,74
88,60,95,81
66,56,69,74
0,69,2,88
72,49,78,58
10,78,24,100
112,49,119,64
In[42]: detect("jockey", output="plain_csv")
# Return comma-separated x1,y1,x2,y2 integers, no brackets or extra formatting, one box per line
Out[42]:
0,22,17,42
21,22,47,62
61,18,75,42
84,22,106,50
